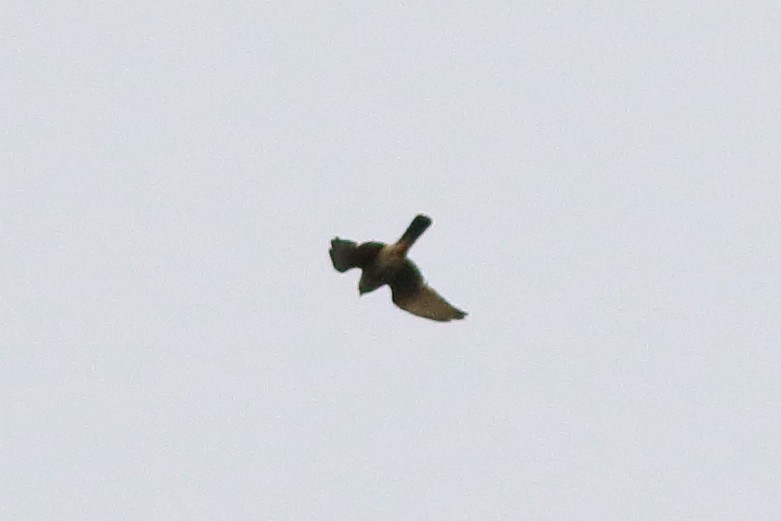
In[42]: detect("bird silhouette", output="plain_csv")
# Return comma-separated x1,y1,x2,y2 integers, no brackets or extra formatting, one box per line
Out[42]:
329,214,467,322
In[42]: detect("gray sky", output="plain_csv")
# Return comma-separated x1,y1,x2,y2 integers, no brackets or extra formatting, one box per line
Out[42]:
3,2,780,520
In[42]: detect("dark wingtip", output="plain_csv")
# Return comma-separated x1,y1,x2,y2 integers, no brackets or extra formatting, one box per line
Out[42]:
413,214,432,227
399,214,433,247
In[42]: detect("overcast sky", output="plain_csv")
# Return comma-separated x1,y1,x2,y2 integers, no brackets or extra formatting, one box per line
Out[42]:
3,2,780,520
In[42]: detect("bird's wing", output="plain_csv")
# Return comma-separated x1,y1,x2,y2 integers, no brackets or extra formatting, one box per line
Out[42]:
329,239,383,272
389,260,467,322
397,214,432,248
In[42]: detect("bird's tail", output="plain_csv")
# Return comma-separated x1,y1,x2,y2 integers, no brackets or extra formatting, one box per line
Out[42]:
329,238,358,272
397,214,432,249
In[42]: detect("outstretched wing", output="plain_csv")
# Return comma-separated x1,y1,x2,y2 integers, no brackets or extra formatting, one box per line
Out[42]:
389,260,467,322
329,239,383,272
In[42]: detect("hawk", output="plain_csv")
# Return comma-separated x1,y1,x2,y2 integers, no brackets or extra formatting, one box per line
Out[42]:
329,214,467,322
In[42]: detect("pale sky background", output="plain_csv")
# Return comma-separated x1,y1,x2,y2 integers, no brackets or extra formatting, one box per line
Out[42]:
2,2,780,520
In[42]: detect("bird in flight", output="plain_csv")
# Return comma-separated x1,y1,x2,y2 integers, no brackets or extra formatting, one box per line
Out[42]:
329,214,467,322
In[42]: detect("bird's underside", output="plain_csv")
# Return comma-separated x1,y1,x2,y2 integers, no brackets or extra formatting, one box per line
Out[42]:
328,215,467,322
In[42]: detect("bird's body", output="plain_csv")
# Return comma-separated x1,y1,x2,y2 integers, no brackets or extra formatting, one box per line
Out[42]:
329,215,467,322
